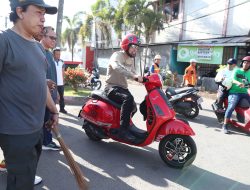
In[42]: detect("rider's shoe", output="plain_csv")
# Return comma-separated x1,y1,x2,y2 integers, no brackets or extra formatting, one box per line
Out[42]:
118,130,136,141
59,109,68,114
222,124,230,134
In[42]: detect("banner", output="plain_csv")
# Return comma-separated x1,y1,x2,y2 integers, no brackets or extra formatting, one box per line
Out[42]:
177,45,223,64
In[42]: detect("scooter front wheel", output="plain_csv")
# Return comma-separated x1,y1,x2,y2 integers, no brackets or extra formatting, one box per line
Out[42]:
159,135,197,168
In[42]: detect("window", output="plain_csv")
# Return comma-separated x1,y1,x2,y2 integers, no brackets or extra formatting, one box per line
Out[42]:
163,0,180,22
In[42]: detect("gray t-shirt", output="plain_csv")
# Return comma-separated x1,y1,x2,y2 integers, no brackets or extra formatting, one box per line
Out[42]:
105,51,136,89
0,29,47,135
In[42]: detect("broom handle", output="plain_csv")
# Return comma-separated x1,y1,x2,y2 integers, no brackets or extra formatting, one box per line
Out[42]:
52,126,88,190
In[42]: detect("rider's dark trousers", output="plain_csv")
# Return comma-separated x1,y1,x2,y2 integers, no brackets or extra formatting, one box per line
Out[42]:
105,86,134,130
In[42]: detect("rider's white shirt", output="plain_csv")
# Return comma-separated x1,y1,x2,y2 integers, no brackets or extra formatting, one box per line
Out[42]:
215,67,236,82
54,59,65,86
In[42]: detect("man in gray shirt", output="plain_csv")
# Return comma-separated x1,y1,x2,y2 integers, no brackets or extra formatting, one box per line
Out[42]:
0,0,58,189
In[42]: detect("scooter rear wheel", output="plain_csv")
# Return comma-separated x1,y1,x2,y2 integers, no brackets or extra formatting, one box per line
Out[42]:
91,80,102,90
84,127,102,141
159,135,197,168
182,102,199,119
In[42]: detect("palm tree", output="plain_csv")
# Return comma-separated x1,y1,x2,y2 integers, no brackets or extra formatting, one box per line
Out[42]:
56,0,64,47
80,0,115,48
123,0,165,43
62,11,83,62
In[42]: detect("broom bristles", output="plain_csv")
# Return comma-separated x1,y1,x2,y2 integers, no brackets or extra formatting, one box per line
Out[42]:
52,126,88,190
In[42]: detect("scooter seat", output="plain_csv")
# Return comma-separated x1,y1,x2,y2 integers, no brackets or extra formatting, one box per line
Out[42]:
238,98,250,109
91,90,121,109
166,87,195,96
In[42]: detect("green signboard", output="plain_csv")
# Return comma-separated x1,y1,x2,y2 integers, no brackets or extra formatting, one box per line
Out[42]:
177,45,224,64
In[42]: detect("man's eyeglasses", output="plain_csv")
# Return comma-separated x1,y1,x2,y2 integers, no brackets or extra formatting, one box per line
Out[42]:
130,44,139,50
46,35,57,41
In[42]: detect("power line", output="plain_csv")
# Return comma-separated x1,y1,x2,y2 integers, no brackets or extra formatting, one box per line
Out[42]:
164,0,250,29
184,0,224,17
172,26,222,36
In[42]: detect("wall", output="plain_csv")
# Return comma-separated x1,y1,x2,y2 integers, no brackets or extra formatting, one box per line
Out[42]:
227,0,250,36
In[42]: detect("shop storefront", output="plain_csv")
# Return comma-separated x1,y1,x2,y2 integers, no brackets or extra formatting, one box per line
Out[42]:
172,36,250,77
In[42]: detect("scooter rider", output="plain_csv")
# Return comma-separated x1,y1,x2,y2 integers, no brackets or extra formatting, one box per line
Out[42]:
90,68,99,83
222,56,250,134
214,58,237,112
104,33,143,141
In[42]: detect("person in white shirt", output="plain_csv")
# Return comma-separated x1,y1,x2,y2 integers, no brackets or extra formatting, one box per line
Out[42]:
53,47,67,114
214,58,237,112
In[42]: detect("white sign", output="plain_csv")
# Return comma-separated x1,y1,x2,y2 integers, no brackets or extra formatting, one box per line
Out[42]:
197,47,213,60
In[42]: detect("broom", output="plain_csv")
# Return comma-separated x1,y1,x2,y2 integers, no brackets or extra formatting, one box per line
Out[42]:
47,121,88,190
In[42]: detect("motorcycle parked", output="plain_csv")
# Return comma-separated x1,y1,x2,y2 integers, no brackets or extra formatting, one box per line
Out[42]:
78,73,197,168
212,74,250,134
84,68,102,90
165,87,203,119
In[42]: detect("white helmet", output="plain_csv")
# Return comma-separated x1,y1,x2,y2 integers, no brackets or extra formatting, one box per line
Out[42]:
222,78,233,90
190,58,197,63
154,54,161,60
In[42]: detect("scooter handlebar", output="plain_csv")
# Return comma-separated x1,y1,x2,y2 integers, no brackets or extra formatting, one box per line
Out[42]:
134,77,148,83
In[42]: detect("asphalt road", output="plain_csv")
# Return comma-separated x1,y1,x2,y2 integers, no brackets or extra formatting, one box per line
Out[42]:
1,83,250,190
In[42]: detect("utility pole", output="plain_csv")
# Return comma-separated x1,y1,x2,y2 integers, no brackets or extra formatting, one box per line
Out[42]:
94,18,98,69
56,0,64,47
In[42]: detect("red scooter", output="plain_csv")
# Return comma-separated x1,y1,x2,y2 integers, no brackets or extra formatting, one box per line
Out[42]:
212,74,250,134
78,74,197,168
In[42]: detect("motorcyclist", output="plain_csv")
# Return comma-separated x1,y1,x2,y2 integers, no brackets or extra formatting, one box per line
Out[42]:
104,33,143,141
222,56,250,134
89,68,99,84
150,54,161,74
214,58,237,112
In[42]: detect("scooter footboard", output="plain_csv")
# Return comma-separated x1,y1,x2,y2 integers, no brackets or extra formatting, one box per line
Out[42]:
156,119,195,140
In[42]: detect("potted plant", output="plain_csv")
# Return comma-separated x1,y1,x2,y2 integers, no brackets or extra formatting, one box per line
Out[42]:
64,67,88,92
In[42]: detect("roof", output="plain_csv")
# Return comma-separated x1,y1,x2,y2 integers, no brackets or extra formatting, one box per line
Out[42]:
178,36,250,47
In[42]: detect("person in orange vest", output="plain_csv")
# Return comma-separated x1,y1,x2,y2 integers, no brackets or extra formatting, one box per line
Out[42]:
150,54,161,74
182,59,198,87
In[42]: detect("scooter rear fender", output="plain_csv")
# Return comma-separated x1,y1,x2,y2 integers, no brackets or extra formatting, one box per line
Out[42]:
156,119,195,141
80,99,117,126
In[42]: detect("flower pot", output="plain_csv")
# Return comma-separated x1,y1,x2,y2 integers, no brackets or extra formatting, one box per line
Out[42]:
72,83,78,92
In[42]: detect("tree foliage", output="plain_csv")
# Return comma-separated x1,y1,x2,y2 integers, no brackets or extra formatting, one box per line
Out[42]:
123,0,165,43
78,0,166,47
80,0,115,47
